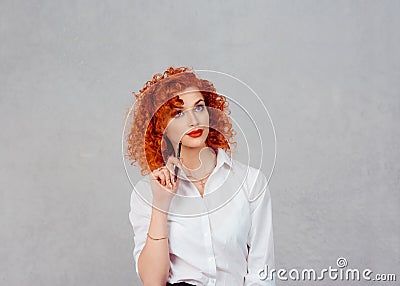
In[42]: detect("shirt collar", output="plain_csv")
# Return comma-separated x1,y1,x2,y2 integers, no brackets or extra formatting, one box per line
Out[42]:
215,147,233,169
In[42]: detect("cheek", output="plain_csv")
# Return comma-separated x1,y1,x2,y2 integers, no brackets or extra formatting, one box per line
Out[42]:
199,111,210,123
166,120,187,137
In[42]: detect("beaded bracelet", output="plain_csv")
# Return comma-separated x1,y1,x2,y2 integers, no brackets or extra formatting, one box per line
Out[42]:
147,232,168,241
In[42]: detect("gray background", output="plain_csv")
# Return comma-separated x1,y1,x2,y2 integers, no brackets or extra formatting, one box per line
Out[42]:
1,0,399,285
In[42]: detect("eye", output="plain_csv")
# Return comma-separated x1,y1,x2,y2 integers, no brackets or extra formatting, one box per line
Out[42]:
174,110,184,118
195,105,205,112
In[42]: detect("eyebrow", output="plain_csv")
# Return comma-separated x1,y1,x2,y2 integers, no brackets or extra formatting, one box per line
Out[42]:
174,99,205,109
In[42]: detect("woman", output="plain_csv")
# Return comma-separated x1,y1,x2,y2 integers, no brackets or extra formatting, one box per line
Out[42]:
126,66,275,285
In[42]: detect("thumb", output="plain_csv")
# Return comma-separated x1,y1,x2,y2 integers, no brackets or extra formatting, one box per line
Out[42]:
166,156,183,174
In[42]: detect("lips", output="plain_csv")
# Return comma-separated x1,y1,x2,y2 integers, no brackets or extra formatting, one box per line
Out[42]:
187,128,203,137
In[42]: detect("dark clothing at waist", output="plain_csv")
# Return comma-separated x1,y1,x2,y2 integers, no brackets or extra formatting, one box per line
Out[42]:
166,282,195,286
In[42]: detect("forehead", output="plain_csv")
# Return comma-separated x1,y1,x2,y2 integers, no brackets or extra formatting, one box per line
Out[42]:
177,87,204,106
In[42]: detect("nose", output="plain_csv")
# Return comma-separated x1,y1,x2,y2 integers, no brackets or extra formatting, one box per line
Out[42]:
186,108,199,127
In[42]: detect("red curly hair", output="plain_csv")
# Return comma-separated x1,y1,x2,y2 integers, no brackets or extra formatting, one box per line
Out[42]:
125,66,237,176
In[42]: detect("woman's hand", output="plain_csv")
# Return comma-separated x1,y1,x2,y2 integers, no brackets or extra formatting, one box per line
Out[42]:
149,156,183,211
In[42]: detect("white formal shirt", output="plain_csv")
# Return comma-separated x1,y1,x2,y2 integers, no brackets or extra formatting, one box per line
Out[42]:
129,148,276,286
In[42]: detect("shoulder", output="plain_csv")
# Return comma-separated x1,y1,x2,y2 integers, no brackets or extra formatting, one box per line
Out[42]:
134,175,151,190
230,158,269,201
129,175,153,215
131,176,151,199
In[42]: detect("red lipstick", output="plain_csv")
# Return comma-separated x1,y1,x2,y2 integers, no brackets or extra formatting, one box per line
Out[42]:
187,128,203,138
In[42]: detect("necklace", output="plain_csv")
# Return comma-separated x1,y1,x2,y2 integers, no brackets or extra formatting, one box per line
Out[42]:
183,153,217,190
194,172,212,189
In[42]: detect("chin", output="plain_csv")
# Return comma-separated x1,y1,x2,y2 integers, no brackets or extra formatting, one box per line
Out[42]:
182,137,206,148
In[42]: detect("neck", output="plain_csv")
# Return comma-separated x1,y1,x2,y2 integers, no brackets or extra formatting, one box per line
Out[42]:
176,145,217,180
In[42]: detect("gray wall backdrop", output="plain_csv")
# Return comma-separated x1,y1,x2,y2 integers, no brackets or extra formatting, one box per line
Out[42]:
1,1,399,285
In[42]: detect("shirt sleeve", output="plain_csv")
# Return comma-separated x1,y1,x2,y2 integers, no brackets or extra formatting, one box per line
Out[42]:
244,169,276,286
128,178,152,277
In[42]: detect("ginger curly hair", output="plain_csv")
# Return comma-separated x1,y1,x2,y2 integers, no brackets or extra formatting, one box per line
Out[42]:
125,66,237,176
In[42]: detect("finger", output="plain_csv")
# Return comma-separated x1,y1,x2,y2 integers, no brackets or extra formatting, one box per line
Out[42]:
157,170,167,186
166,156,183,175
173,160,183,183
167,156,183,168
161,168,173,189
165,157,175,174
167,164,179,184
151,169,160,181
173,171,181,186
165,161,174,175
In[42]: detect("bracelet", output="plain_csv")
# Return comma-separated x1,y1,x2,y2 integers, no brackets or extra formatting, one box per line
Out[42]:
147,232,168,241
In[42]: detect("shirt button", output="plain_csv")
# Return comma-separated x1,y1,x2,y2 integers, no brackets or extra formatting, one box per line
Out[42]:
210,278,216,284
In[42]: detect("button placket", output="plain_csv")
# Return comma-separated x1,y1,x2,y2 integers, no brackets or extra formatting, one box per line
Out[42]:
202,207,217,279
208,277,216,285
